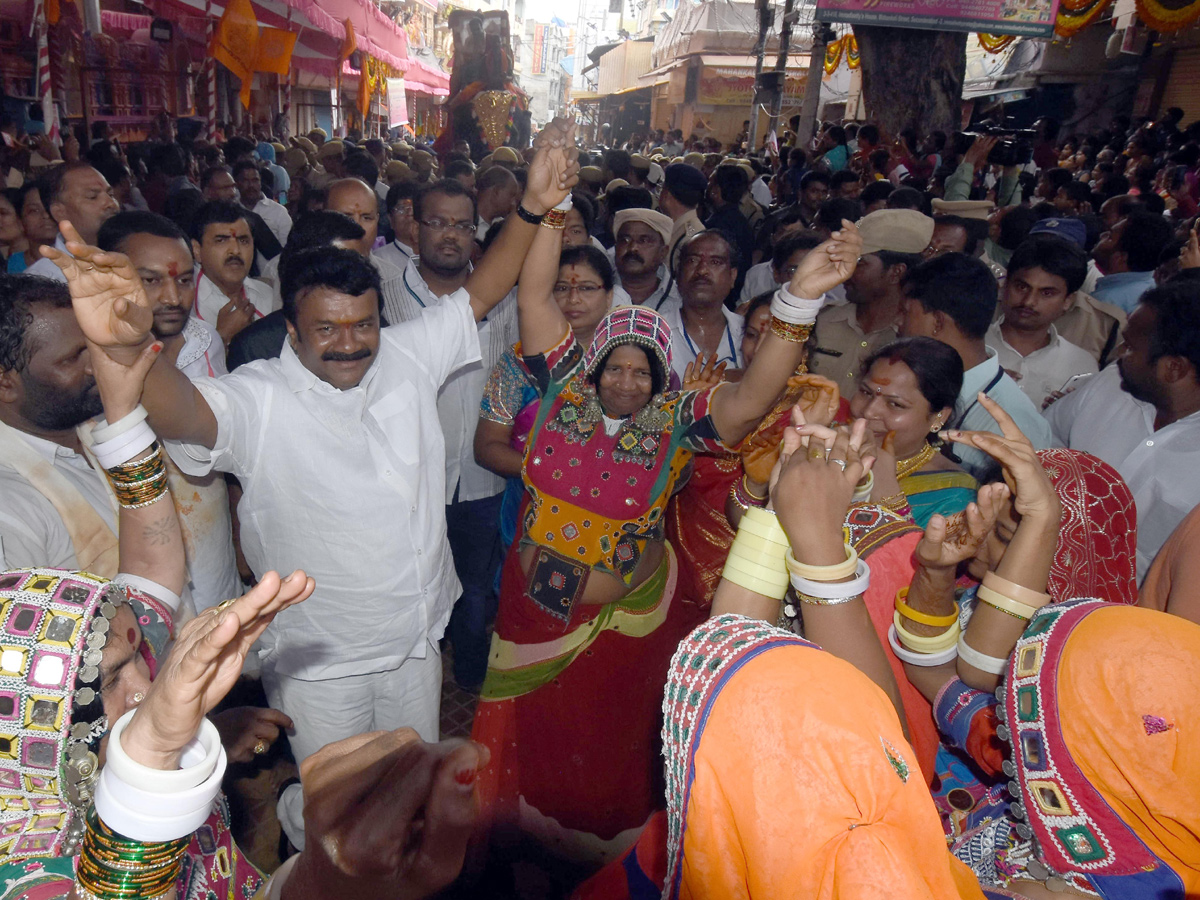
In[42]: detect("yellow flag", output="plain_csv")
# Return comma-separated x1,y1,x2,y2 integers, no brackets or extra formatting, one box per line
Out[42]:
210,0,259,107
254,27,297,76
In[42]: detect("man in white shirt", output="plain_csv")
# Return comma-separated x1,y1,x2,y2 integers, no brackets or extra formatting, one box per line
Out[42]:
386,178,519,691
659,231,745,383
376,181,420,272
899,252,1053,480
95,210,240,612
26,162,120,282
1044,277,1200,582
189,201,275,345
739,231,822,306
63,142,563,847
610,208,679,310
233,160,292,248
986,236,1098,409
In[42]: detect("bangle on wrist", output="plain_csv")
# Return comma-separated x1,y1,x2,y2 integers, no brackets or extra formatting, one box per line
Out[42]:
851,469,874,503
792,558,870,604
894,613,961,653
738,507,790,547
888,625,960,667
515,204,545,225
976,584,1038,620
894,587,959,628
956,634,1010,675
541,207,568,229
91,405,148,444
784,543,858,581
982,571,1050,610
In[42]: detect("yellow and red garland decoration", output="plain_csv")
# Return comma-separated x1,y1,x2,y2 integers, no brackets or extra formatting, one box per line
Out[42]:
1134,0,1200,31
823,34,859,75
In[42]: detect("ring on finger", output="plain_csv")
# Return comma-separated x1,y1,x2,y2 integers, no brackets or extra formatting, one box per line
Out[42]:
253,740,268,755
831,458,847,471
216,598,237,613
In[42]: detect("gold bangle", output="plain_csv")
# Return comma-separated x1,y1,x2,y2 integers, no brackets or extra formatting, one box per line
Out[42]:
894,587,959,628
769,317,813,343
784,544,858,581
981,572,1050,610
894,612,961,653
541,207,568,229
976,584,1037,621
741,473,767,501
878,491,910,511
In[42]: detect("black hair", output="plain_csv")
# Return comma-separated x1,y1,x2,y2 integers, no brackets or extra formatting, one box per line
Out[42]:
188,200,248,242
223,136,256,163
151,143,190,178
861,336,964,431
559,245,614,291
830,170,860,190
712,165,749,205
279,246,382,325
875,249,925,274
343,152,380,187
815,197,863,233
92,156,130,192
826,125,847,146
933,215,980,256
799,170,831,190
477,165,517,194
36,161,101,213
200,166,231,191
571,191,597,232
385,180,420,215
444,159,475,181
860,180,894,208
681,229,741,272
997,206,1042,252
744,289,775,323
97,210,189,254
1138,192,1166,217
1118,213,1175,272
771,230,822,269
1007,235,1088,294
284,211,365,253
604,150,632,180
231,159,260,179
1041,168,1073,193
903,252,998,340
414,178,477,222
1060,180,1092,207
1140,277,1200,376
886,187,926,212
0,274,72,371
606,186,654,215
588,344,667,398
858,124,880,146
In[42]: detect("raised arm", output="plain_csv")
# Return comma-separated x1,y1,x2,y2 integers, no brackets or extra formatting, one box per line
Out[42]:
708,222,861,446
45,221,219,447
465,120,579,323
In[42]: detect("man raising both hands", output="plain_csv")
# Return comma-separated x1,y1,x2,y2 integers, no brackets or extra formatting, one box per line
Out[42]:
46,118,581,852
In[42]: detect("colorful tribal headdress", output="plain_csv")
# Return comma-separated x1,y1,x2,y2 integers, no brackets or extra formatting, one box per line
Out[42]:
0,569,171,862
580,306,673,382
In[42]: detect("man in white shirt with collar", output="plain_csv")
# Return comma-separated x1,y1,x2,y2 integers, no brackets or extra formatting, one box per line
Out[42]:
986,235,1098,409
659,230,744,383
899,252,1053,480
59,130,569,848
96,210,241,613
190,201,274,346
609,208,679,310
233,160,292,248
1044,277,1200,582
389,177,520,690
26,162,120,282
375,181,420,272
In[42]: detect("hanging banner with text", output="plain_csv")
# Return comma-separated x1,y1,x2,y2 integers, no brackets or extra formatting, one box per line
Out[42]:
815,0,1061,36
387,78,409,125
532,24,546,75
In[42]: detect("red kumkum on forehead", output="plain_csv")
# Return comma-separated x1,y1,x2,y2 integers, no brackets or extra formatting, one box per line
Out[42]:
167,262,178,277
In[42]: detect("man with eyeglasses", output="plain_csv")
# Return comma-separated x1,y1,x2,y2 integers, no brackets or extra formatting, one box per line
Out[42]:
395,177,520,690
610,208,679,309
377,181,420,270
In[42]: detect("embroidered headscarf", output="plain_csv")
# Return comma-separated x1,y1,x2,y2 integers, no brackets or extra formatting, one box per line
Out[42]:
1002,600,1200,898
580,306,673,383
661,614,987,899
1037,449,1137,605
0,569,171,863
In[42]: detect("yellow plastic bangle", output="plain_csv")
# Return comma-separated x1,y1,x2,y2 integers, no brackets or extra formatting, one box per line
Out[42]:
784,544,858,581
981,572,1050,610
723,552,791,588
893,612,961,653
894,587,959,628
738,508,791,547
721,557,791,600
728,538,792,571
976,584,1037,621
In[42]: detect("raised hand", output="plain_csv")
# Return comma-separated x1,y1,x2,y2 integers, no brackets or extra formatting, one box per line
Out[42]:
789,220,863,300
913,483,1009,571
524,119,580,215
682,353,727,391
284,730,487,900
120,570,315,770
943,394,1060,523
215,296,256,345
962,135,998,171
211,706,294,764
44,221,154,350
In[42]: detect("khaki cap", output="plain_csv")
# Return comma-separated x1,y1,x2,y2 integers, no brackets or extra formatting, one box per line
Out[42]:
492,146,521,165
857,209,936,255
293,136,317,154
317,139,344,159
385,160,413,182
930,198,995,220
282,147,309,176
682,152,705,168
578,165,604,185
630,153,651,171
604,178,629,194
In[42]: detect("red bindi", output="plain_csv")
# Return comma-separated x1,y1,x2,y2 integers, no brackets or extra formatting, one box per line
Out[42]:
167,262,178,277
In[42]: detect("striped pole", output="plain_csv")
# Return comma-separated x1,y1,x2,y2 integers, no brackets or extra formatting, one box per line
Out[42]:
205,0,217,142
35,14,60,143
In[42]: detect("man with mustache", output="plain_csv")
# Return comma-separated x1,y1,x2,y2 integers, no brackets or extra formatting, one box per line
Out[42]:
610,208,678,309
190,200,274,344
26,162,120,282
56,118,579,848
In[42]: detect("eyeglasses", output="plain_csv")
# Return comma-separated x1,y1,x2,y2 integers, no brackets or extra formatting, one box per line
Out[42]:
616,233,664,248
420,219,476,234
552,283,606,298
680,253,732,269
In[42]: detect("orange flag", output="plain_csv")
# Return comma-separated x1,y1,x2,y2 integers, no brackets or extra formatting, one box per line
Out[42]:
357,57,372,119
210,0,259,108
254,27,297,76
339,18,357,64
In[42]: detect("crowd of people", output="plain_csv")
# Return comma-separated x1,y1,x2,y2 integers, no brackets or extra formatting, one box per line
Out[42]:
0,102,1197,900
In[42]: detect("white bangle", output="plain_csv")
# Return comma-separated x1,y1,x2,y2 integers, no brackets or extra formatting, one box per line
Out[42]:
93,419,157,469
554,196,573,211
96,713,226,841
769,291,824,326
790,558,870,599
852,469,874,502
91,404,148,444
956,634,1010,675
888,625,960,667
